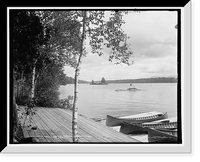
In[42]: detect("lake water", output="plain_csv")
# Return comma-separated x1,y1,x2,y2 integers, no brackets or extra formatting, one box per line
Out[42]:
59,83,177,119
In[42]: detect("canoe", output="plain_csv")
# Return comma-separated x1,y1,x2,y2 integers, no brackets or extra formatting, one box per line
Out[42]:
106,112,168,127
120,117,177,134
148,128,177,143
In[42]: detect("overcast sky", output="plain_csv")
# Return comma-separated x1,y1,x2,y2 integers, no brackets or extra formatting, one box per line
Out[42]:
64,11,177,82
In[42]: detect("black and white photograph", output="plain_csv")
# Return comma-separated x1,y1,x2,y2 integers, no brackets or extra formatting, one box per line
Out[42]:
3,2,192,154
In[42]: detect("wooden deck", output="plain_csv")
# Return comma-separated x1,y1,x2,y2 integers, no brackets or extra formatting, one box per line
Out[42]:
20,107,140,143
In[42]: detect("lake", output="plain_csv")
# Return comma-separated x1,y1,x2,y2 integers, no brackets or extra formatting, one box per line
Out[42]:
59,83,177,119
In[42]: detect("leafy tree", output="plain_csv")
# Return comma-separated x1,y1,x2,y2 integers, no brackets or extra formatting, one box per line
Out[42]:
11,11,51,103
11,10,82,142
11,11,48,142
34,60,68,107
11,10,134,143
62,11,133,142
12,10,81,102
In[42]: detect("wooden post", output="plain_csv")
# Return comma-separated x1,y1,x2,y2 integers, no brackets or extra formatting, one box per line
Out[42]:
72,11,87,143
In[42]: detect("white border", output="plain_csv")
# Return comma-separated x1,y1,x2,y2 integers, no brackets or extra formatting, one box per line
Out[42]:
3,4,191,153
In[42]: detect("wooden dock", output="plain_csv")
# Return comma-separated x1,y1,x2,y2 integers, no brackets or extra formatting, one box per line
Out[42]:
19,107,140,143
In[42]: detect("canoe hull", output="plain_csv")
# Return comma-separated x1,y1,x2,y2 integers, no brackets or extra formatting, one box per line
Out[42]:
120,123,148,134
106,112,168,127
148,128,177,143
120,117,177,135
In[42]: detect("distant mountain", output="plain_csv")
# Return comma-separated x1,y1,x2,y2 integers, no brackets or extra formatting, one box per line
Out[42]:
106,77,177,84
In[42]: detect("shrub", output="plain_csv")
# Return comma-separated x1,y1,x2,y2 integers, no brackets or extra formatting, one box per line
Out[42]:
57,96,74,109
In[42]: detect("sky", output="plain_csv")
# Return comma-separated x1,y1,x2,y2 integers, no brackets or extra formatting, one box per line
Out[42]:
64,11,178,82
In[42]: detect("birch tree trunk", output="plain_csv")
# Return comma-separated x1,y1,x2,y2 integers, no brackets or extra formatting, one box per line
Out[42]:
72,11,87,143
13,72,19,142
30,64,36,101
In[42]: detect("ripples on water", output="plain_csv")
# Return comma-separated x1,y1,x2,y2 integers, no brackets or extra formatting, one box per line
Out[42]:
59,83,177,119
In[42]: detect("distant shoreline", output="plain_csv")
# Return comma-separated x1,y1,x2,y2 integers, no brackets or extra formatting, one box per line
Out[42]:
66,82,177,85
72,77,177,84
106,77,177,84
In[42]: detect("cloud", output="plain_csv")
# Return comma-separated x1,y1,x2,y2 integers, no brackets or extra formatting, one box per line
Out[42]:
122,11,177,53
64,11,178,81
135,54,177,76
138,43,177,59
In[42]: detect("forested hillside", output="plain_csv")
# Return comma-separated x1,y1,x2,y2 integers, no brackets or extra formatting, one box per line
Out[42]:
106,77,177,83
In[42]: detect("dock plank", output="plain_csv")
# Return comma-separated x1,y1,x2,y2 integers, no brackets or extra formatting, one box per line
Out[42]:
53,109,116,142
79,115,137,142
32,116,52,142
36,108,68,143
47,108,105,142
41,108,86,142
58,108,139,143
28,117,48,143
20,107,140,143
33,113,56,143
34,110,61,142
45,108,100,142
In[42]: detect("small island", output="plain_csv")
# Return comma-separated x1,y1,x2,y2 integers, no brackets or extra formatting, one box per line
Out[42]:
90,77,108,85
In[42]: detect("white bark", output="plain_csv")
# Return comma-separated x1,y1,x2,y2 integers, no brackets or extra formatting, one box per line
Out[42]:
30,65,36,100
72,11,87,143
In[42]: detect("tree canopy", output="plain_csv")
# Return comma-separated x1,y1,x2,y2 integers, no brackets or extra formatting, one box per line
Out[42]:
11,10,81,107
11,10,134,143
101,77,106,83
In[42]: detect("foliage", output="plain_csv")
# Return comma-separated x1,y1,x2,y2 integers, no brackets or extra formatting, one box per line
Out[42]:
34,60,68,107
57,96,74,109
36,11,82,68
101,77,106,83
11,10,134,143
11,11,49,75
58,11,134,142
106,77,177,84
64,76,89,84
11,10,82,107
87,11,133,65
22,101,37,129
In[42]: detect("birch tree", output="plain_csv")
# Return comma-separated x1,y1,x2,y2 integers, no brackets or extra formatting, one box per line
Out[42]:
68,10,133,142
12,10,133,143
11,10,81,138
71,11,87,142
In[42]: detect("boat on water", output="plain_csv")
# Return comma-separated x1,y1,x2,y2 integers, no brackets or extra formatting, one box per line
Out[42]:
115,84,141,92
106,111,168,127
148,128,177,143
115,87,139,91
119,117,177,134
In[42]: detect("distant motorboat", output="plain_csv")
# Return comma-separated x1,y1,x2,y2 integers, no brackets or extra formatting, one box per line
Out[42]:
127,87,138,91
115,84,141,91
115,87,139,91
